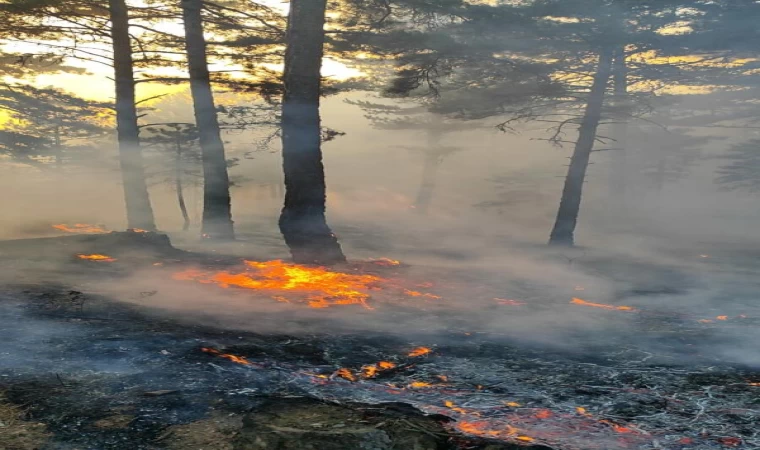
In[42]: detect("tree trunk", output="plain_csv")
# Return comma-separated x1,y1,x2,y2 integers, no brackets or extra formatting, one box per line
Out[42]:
181,0,234,240
175,135,191,231
413,129,444,214
609,45,629,207
53,122,63,170
549,47,614,246
413,151,439,214
108,0,156,231
278,0,346,265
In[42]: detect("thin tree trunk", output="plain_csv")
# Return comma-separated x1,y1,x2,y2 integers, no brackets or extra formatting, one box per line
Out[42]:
175,135,191,231
413,151,439,214
54,122,63,170
413,128,444,214
181,0,234,239
109,0,156,231
549,47,614,246
609,45,629,206
278,0,346,265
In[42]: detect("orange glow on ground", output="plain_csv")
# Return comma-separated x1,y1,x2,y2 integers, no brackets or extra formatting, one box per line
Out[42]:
77,254,116,262
53,224,108,234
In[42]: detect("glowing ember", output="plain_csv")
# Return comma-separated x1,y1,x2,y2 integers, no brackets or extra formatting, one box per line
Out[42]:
716,315,728,320
201,347,255,366
443,400,469,415
404,290,441,299
77,254,116,262
369,258,401,266
128,228,149,233
571,298,636,312
360,361,396,379
408,347,432,357
174,260,383,309
576,407,591,416
457,421,534,443
494,298,526,306
408,381,433,388
53,223,108,234
534,409,553,419
333,368,357,382
748,382,760,387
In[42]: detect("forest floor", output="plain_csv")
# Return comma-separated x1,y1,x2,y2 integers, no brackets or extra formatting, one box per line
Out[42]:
0,230,758,450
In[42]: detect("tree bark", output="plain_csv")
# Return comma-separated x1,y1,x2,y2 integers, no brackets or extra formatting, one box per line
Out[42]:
278,0,346,265
549,47,614,246
108,0,156,231
609,45,629,207
181,0,234,239
175,135,191,231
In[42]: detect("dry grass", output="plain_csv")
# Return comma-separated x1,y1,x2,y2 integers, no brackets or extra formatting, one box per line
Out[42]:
160,412,243,450
0,393,50,450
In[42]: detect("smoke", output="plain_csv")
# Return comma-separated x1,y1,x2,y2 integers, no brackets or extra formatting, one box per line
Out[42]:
2,84,760,369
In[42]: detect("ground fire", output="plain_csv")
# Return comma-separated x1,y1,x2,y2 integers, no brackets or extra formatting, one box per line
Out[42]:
172,259,440,309
53,223,108,234
77,254,116,262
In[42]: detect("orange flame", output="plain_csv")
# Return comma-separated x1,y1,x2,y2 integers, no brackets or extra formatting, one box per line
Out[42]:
404,290,441,299
571,298,635,311
53,223,108,234
334,368,357,382
128,228,149,233
369,258,401,266
201,347,254,366
408,381,433,388
174,260,383,309
408,347,432,357
457,420,534,442
77,254,116,262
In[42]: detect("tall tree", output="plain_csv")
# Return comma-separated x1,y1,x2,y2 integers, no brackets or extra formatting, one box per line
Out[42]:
549,47,614,245
109,0,156,231
181,0,234,239
279,0,346,264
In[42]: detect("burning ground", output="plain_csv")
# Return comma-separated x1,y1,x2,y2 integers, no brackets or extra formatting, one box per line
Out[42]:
0,231,759,449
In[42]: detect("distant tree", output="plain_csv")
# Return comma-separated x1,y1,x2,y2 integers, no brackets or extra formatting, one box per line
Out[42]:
347,99,470,214
142,123,201,231
279,0,346,265
716,139,760,193
0,84,110,169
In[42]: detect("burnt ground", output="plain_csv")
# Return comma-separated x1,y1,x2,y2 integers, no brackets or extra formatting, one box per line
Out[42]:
0,231,758,450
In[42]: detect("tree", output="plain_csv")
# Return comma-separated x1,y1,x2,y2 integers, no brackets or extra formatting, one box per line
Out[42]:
716,139,760,194
383,0,710,246
0,84,110,169
181,0,234,239
279,0,346,265
348,99,469,213
109,0,157,231
142,123,202,231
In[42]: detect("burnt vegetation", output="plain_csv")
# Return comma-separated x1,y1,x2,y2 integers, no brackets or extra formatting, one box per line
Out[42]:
1,1,760,449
